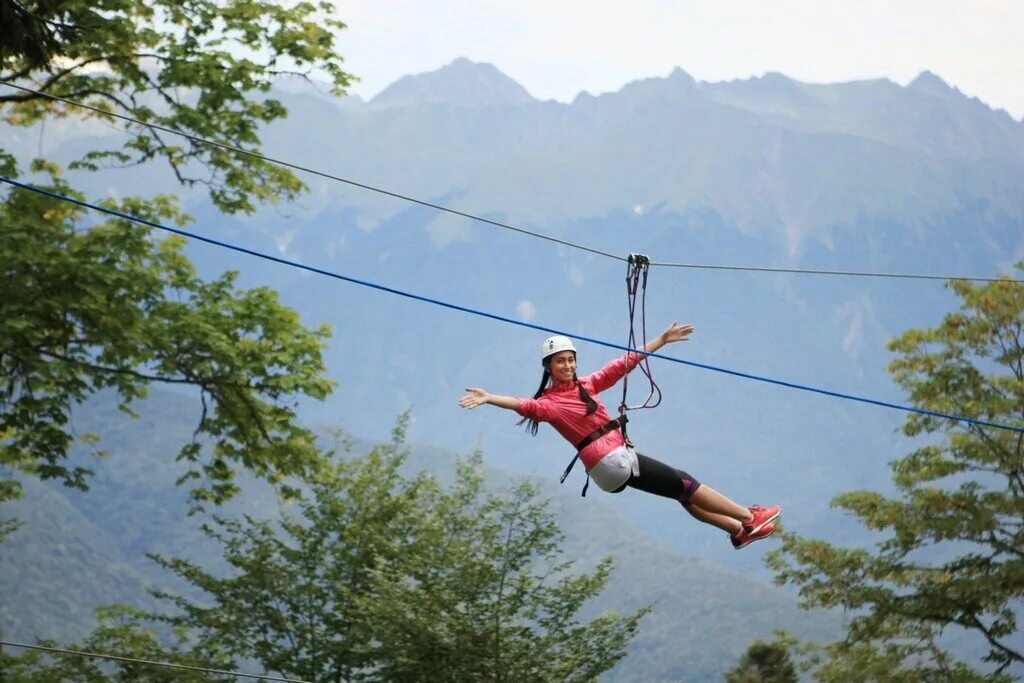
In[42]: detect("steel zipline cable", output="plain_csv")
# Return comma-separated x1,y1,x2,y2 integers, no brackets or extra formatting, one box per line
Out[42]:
0,640,310,682
2,81,1018,284
3,175,1021,435
645,259,1018,282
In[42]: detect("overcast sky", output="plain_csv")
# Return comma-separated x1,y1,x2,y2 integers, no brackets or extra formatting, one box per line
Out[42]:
335,0,1024,119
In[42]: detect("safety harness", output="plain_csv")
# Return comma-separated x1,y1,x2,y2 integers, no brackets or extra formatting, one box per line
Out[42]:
559,414,628,497
559,254,660,496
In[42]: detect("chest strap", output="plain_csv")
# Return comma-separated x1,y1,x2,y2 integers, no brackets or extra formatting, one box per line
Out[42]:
559,415,628,496
574,415,628,451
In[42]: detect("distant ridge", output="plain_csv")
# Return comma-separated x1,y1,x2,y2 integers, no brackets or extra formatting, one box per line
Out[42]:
907,69,956,97
370,57,536,108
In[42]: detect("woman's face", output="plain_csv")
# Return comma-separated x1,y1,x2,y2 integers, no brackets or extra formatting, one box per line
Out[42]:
547,350,577,384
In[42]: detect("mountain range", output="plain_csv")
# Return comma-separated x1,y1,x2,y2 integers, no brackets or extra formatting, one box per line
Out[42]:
3,58,1021,677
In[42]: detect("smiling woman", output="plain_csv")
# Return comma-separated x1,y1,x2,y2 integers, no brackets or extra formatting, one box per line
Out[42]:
459,324,783,550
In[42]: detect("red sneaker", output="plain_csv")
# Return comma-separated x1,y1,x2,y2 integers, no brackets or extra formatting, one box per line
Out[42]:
731,522,776,550
743,504,781,535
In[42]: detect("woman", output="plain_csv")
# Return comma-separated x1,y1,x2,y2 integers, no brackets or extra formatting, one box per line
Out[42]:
458,323,781,549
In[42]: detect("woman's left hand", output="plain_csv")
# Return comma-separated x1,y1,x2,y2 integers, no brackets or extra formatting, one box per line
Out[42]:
662,321,694,343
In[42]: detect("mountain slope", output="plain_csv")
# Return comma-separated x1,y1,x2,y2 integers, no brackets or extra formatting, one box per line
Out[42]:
0,389,841,681
2,59,1021,620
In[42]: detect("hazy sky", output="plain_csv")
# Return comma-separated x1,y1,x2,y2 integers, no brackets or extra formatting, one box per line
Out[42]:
336,1,1024,119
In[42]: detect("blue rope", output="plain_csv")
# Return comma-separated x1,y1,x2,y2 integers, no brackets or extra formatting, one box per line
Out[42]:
3,175,1021,434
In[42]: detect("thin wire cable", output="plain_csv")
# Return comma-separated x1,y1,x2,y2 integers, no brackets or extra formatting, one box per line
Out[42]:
0,640,309,682
3,175,1021,434
4,82,1017,284
647,258,1019,283
0,82,622,262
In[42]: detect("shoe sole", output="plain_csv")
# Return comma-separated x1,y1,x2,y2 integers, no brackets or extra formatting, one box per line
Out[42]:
732,523,775,550
745,507,781,536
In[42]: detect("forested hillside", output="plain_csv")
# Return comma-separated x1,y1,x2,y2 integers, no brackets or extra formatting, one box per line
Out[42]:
1,389,842,680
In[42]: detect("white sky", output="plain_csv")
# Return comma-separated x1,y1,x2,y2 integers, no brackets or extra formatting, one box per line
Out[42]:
335,0,1024,120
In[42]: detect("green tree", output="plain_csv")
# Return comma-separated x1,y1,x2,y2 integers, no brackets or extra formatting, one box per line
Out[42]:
1,0,351,213
1,0,353,504
725,638,798,683
1,166,333,505
0,1,77,70
1,605,232,681
142,420,645,681
358,463,645,682
767,269,1024,681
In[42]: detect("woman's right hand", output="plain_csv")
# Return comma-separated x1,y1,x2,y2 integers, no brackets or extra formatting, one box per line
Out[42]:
459,388,490,409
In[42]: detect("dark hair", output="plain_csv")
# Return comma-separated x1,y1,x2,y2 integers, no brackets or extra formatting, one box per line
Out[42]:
518,354,598,436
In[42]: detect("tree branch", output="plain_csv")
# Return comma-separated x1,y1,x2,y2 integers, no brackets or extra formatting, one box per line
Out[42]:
890,595,1024,668
1,63,36,84
26,349,194,385
965,613,1023,665
987,530,1024,559
0,55,112,103
0,52,171,104
30,349,268,397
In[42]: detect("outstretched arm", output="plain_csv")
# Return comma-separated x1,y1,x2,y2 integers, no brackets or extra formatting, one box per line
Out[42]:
588,321,694,393
458,388,520,411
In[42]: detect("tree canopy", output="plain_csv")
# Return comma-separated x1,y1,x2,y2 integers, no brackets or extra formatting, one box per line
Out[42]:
0,164,333,505
4,423,646,681
1,0,353,504
725,638,798,683
1,0,351,213
767,268,1024,680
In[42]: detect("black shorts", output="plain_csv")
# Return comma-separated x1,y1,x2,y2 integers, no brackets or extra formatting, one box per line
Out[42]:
612,452,701,504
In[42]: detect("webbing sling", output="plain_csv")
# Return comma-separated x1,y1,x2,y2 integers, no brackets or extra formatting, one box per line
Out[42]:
560,414,628,497
621,254,660,413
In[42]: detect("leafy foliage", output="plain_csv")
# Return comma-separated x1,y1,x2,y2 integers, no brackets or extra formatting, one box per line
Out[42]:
1,0,351,504
139,418,646,682
1,605,233,682
0,1,77,69
767,268,1024,680
0,165,334,505
1,0,352,214
725,637,798,683
357,461,646,682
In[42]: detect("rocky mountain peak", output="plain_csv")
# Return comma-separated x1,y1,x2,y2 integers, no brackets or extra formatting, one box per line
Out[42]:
370,57,536,108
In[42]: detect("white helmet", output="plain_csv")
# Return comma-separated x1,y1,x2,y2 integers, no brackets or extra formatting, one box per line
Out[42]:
541,335,577,364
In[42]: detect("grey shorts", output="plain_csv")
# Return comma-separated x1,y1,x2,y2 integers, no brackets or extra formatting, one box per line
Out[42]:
588,444,640,492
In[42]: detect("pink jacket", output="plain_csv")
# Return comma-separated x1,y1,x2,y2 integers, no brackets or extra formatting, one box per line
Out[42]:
515,352,643,470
